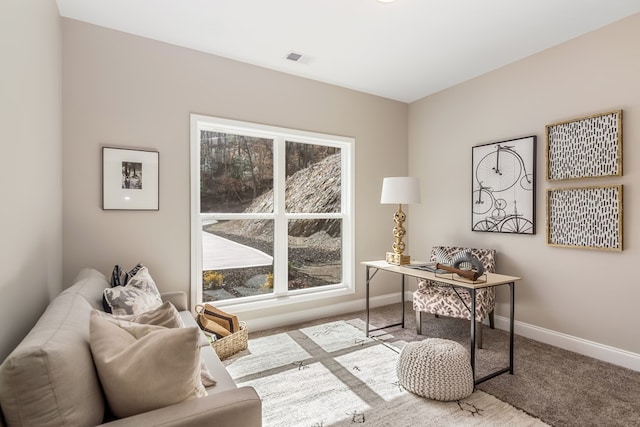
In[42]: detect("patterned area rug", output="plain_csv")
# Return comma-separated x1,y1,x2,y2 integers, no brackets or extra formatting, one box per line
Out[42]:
224,319,547,426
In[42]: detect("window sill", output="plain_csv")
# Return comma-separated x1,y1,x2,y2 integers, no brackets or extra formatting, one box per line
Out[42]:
208,284,355,314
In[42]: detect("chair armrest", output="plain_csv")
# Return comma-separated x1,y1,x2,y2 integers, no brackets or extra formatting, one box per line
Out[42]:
100,386,261,427
161,291,188,311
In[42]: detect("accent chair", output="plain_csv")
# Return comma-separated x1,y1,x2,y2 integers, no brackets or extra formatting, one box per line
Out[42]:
413,246,497,349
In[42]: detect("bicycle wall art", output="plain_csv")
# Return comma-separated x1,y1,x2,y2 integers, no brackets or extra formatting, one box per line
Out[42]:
472,136,536,234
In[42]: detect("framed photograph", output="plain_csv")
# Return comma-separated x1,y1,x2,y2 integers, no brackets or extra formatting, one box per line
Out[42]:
102,147,159,210
546,110,622,181
472,135,536,234
546,185,623,251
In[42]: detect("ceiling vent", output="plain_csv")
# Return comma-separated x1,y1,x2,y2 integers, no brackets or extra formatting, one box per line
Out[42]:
285,51,303,62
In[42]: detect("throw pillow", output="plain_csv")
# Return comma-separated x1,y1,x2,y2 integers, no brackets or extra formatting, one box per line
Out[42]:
102,294,113,313
89,312,207,418
104,265,124,313
94,303,217,387
103,266,163,315
96,301,184,328
110,265,123,287
123,263,145,286
126,266,162,300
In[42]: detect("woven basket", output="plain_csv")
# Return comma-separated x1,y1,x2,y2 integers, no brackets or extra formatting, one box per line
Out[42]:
211,321,248,360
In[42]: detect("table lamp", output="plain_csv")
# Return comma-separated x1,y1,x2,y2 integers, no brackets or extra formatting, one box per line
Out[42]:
380,177,421,265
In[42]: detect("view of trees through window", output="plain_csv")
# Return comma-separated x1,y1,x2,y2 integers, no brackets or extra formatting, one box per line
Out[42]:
200,130,343,302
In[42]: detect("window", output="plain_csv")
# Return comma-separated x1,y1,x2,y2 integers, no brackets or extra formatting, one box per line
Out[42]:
190,115,354,310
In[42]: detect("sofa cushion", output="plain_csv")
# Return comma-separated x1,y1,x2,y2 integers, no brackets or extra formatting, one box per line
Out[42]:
89,313,206,418
0,293,104,427
103,266,163,315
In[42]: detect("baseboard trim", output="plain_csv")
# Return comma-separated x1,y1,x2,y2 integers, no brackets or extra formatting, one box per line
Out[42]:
245,293,403,333
245,291,640,372
492,314,640,372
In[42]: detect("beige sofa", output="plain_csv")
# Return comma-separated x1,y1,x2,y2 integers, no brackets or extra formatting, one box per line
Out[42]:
0,268,261,427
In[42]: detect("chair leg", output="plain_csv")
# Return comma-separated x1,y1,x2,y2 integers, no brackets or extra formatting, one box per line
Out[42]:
476,321,483,349
416,311,423,335
489,310,495,329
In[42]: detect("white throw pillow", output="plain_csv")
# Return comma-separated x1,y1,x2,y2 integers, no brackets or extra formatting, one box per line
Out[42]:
94,303,217,387
96,301,184,328
89,312,207,418
103,266,163,315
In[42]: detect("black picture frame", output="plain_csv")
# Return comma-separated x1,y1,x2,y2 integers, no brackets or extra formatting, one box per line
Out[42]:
471,135,536,234
102,147,159,210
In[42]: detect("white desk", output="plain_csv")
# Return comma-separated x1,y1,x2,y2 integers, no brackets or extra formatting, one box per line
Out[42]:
362,260,521,385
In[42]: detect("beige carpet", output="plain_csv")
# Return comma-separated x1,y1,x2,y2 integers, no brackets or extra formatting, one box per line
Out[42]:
233,303,640,427
224,318,547,426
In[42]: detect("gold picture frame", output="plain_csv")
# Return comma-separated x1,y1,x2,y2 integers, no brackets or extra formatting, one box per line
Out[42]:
545,110,622,181
546,185,623,251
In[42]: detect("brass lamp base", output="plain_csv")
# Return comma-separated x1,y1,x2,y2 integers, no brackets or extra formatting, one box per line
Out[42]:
386,252,411,266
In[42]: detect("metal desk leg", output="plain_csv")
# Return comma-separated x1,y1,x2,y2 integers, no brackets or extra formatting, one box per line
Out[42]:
365,266,403,337
509,281,515,374
474,281,516,385
470,288,477,385
401,274,405,329
365,265,371,336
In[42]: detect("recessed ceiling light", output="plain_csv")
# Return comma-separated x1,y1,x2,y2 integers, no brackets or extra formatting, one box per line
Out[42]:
377,0,397,3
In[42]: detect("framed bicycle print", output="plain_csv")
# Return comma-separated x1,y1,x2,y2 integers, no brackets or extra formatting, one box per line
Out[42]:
102,147,159,210
546,110,622,181
472,135,536,234
546,185,622,251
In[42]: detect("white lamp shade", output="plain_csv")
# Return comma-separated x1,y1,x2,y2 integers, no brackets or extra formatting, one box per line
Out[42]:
380,177,421,204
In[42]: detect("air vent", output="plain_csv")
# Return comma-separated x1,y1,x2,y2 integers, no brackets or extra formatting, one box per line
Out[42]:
286,51,303,62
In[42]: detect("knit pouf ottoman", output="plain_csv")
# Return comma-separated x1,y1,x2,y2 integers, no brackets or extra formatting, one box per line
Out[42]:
396,338,473,401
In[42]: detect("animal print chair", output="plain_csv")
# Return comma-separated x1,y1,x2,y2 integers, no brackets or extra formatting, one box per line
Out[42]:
413,246,496,349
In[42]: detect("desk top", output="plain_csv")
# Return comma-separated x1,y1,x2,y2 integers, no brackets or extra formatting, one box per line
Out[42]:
362,260,521,289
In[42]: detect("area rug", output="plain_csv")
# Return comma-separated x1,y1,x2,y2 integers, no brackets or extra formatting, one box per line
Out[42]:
224,319,547,426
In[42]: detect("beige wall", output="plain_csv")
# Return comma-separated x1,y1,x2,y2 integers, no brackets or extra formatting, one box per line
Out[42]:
409,13,640,354
11,6,632,365
0,1,62,361
61,19,408,321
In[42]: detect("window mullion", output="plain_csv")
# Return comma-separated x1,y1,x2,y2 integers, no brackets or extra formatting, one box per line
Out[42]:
273,137,287,295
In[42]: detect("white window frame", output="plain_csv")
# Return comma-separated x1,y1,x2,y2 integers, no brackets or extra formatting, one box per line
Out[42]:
190,114,355,313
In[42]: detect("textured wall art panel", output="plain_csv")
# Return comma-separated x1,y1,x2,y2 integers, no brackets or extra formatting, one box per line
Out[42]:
546,185,623,251
546,110,622,181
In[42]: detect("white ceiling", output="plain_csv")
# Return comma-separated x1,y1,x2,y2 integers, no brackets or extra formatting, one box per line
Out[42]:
56,0,640,103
